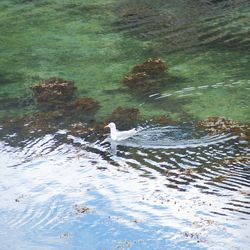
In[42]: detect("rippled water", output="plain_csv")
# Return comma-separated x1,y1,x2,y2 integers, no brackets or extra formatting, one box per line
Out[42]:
1,124,249,249
0,0,250,249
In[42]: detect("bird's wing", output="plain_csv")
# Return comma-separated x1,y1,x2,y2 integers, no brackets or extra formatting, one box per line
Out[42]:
116,128,137,141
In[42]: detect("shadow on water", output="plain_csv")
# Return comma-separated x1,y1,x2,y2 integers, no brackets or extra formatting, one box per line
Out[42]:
112,0,250,52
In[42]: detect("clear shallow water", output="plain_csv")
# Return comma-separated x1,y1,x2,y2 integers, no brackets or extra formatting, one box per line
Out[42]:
0,0,249,121
0,0,250,249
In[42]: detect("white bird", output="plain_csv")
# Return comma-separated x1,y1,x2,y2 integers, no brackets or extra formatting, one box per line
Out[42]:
104,122,137,141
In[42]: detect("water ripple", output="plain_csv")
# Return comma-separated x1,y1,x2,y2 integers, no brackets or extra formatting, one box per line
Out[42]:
0,122,249,249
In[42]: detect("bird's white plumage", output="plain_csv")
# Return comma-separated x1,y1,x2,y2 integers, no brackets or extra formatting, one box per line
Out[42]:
105,122,137,141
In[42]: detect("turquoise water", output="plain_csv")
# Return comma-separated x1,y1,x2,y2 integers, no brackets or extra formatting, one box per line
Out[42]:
0,1,250,249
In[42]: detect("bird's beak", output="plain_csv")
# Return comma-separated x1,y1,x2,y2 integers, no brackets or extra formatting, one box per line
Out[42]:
104,125,109,129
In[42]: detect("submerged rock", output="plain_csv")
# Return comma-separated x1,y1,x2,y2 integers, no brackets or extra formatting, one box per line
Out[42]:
104,106,139,130
31,77,76,109
113,1,174,40
1,77,102,142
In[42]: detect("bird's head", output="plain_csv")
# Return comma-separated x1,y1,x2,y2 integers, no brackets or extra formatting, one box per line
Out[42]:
104,122,116,130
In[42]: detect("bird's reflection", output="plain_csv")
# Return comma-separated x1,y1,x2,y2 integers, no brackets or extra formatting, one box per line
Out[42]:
110,140,118,155
101,138,118,155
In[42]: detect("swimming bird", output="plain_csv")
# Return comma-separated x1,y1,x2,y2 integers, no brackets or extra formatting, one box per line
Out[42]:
104,122,137,141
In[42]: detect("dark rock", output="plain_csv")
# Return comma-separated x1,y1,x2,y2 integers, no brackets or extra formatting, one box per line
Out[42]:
0,96,34,110
67,123,107,142
28,111,64,132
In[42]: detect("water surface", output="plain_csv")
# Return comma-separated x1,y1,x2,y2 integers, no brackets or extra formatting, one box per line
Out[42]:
0,0,250,249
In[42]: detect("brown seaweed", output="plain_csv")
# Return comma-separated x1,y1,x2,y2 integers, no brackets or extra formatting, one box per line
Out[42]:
198,116,250,142
31,77,76,109
104,106,139,130
131,58,167,75
122,58,170,96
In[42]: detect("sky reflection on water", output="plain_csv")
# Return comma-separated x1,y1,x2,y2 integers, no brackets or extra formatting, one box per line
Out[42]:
0,125,249,249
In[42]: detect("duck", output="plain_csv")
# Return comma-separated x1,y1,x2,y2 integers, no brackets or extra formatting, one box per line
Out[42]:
104,122,137,141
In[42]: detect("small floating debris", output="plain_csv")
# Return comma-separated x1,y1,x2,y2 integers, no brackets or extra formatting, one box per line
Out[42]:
60,232,71,239
74,204,91,215
222,154,250,165
211,175,228,183
68,122,89,136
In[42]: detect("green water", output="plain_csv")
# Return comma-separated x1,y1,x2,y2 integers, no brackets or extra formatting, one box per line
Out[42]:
0,0,249,122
